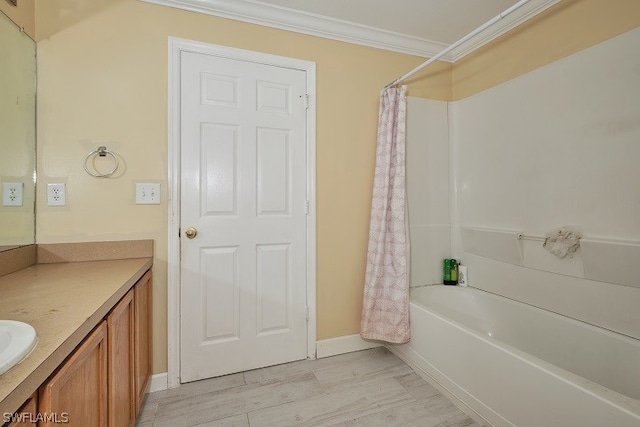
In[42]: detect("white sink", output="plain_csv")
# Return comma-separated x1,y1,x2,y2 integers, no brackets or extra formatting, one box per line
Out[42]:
0,320,37,375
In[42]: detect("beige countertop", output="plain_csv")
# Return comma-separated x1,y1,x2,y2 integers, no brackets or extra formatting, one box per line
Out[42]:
0,257,153,415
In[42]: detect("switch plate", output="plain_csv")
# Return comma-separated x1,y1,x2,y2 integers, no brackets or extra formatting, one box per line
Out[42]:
136,183,161,205
2,182,23,206
47,183,66,206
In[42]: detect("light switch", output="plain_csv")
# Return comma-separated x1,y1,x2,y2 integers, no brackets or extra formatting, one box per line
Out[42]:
136,183,161,204
2,182,23,206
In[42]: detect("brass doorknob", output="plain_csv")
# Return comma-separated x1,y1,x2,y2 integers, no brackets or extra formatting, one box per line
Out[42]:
184,227,198,239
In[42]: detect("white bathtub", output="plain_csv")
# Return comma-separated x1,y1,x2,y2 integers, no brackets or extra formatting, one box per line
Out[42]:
389,285,640,427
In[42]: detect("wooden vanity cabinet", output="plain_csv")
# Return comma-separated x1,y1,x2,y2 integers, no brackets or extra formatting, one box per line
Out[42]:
11,270,153,427
107,289,136,427
134,271,152,411
3,392,37,426
39,322,108,427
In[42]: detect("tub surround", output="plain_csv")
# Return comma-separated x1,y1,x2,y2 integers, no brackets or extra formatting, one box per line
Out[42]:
406,97,451,288
447,27,640,341
0,240,153,415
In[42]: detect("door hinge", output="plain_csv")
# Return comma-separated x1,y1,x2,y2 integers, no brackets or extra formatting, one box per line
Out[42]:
305,94,310,109
178,227,181,238
304,200,310,215
305,306,310,321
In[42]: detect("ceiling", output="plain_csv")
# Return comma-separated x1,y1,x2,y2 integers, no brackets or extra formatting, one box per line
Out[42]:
142,0,560,60
255,0,520,45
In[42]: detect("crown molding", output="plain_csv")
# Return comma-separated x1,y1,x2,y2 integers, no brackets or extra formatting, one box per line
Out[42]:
140,0,447,58
140,0,560,61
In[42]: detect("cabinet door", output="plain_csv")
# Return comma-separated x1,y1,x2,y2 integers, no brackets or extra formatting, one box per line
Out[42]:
39,322,108,427
134,271,152,411
3,392,37,426
107,289,135,427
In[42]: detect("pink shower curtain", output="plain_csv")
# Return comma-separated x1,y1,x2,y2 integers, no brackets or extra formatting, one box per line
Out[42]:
360,86,410,344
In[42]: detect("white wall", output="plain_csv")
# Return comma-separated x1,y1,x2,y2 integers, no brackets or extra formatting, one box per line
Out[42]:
448,28,640,340
406,97,450,287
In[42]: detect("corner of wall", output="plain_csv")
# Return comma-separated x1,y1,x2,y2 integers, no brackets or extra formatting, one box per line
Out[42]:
447,27,640,340
0,0,35,39
450,0,640,101
406,97,451,287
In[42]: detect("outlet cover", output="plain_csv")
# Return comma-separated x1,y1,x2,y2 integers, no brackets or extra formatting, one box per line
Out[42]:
47,183,66,206
136,183,161,205
2,182,23,206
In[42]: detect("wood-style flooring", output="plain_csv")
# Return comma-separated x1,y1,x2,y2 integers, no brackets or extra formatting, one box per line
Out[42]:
136,347,483,427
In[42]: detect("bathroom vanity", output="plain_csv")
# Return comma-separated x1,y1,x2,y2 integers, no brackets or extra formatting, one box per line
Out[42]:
0,241,153,426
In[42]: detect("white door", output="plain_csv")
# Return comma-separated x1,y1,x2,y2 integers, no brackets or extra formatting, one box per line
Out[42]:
179,51,309,383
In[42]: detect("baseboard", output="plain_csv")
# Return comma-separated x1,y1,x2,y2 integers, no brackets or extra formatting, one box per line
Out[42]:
316,333,382,358
149,335,377,392
151,336,378,391
149,372,168,392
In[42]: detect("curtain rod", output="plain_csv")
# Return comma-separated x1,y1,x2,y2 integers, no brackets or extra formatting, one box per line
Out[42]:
0,9,35,42
0,9,24,33
385,0,534,89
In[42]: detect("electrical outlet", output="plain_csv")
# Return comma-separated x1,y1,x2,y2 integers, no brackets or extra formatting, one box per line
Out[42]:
2,182,23,206
135,183,161,205
47,183,66,206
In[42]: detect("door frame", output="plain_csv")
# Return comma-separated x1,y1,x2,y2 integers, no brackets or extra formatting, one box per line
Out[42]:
167,37,317,388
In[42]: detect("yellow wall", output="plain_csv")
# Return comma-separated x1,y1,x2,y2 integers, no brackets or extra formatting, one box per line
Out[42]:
33,0,639,375
0,0,34,39
452,0,640,99
34,0,449,373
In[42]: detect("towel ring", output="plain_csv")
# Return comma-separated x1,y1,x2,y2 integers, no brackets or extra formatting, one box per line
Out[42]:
83,146,119,178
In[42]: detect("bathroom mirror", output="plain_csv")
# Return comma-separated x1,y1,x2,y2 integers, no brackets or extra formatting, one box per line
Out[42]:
0,11,36,251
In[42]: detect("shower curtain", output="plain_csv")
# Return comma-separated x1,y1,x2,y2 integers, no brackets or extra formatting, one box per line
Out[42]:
360,85,410,344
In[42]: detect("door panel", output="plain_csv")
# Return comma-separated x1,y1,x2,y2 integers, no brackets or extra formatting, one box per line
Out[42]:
180,51,308,383
201,123,238,215
202,246,240,343
256,128,290,216
256,243,292,335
